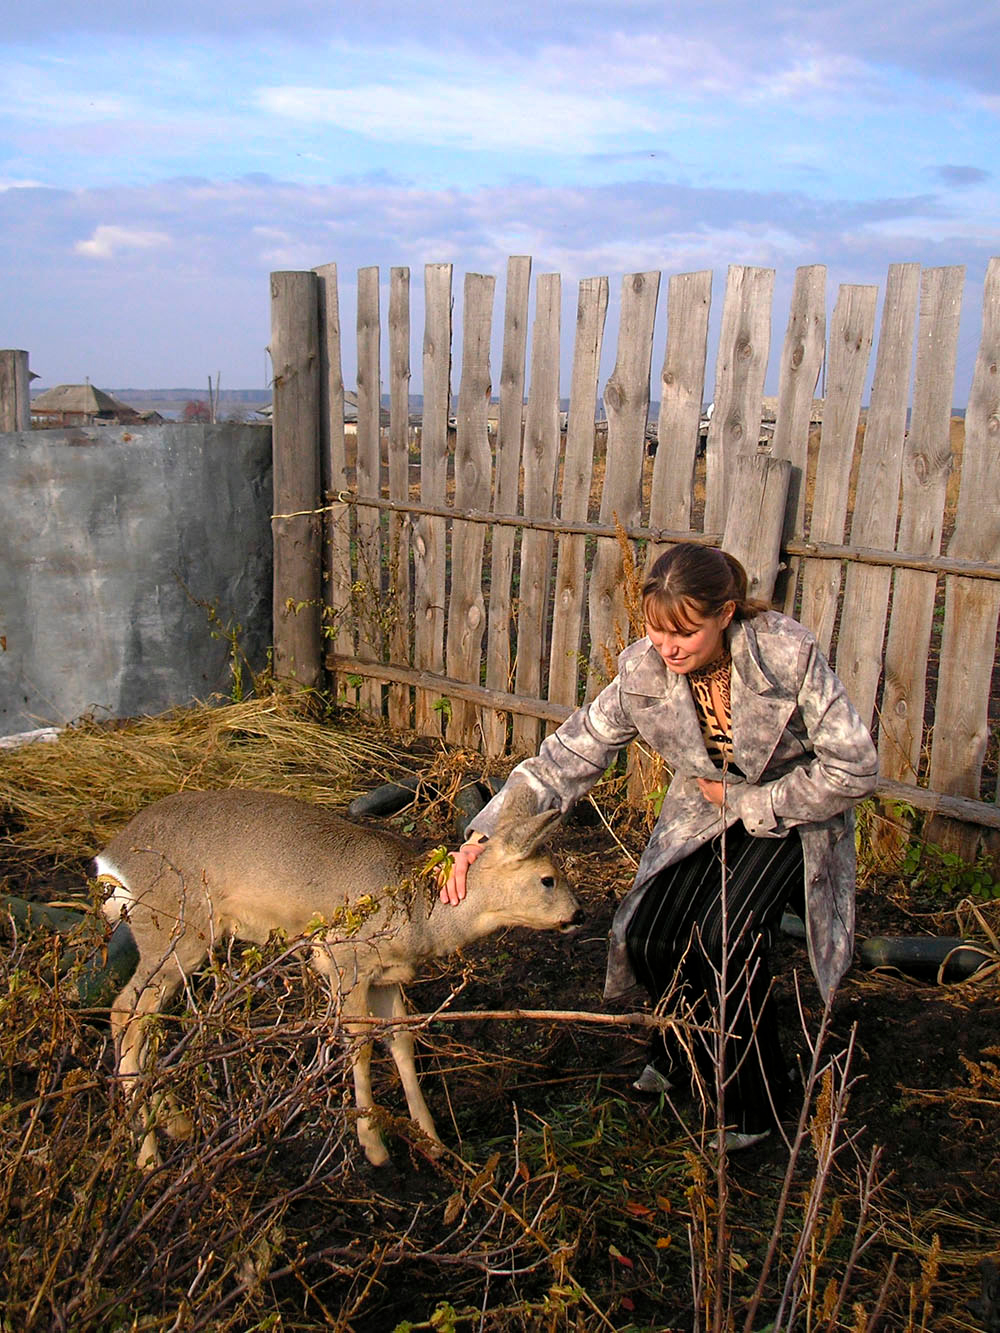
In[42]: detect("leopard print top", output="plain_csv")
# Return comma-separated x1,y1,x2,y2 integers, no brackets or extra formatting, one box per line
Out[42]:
688,650,734,768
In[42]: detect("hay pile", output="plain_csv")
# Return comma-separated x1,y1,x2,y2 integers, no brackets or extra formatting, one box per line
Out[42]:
0,694,420,865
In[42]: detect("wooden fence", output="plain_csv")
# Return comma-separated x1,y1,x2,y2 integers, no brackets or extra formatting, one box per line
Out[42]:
269,257,1000,853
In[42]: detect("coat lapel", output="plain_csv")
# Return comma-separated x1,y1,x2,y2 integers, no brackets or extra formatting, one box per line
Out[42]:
729,620,799,782
620,642,722,779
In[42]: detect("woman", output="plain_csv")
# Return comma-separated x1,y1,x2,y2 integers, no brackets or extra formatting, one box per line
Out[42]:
442,543,878,1149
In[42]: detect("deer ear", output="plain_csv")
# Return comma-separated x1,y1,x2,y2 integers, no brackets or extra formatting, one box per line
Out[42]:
494,805,562,859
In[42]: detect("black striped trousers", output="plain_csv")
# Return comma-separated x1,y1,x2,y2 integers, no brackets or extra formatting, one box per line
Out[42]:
625,821,804,1134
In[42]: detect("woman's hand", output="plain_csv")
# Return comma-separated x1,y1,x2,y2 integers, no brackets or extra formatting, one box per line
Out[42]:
697,778,726,807
439,838,488,905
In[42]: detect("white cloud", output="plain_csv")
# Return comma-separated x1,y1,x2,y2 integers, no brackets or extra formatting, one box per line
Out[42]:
746,51,869,104
1,65,131,124
257,81,658,153
74,224,172,259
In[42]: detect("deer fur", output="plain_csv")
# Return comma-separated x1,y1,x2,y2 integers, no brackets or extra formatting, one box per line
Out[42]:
97,786,580,1168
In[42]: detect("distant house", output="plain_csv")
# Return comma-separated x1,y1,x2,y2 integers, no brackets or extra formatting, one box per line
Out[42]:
255,389,388,432
30,383,144,427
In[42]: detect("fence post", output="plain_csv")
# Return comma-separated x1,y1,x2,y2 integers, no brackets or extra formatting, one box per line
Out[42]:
704,266,774,532
797,284,877,654
446,271,496,745
0,351,30,431
586,270,660,696
835,262,920,728
771,263,826,612
483,256,532,755
270,271,322,690
928,255,1000,857
548,275,608,711
878,266,964,818
512,272,561,753
648,270,712,543
387,266,413,730
314,262,353,699
413,263,453,736
721,453,790,603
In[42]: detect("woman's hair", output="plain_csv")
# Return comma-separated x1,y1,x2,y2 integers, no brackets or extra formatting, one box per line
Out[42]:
641,543,770,631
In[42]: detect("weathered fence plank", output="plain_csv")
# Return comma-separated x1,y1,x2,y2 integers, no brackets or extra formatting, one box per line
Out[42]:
483,256,532,755
270,270,322,688
413,263,452,735
446,273,496,744
0,350,30,431
387,266,412,730
880,266,964,790
722,454,791,603
355,267,383,715
771,264,826,612
704,265,774,532
548,276,609,711
512,274,561,753
928,256,1000,851
586,271,660,695
314,263,354,697
834,262,920,727
798,284,878,652
648,270,712,543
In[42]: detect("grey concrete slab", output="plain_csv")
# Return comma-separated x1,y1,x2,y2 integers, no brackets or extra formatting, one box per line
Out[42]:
0,424,273,734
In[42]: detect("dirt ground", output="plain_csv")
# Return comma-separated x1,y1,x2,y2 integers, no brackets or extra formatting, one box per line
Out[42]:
2,725,999,1331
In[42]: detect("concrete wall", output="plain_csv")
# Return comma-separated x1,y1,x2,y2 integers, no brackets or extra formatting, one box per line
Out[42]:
0,423,273,736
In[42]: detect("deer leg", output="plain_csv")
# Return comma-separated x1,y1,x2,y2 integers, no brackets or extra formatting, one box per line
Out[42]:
372,982,444,1157
111,971,181,1170
338,978,392,1167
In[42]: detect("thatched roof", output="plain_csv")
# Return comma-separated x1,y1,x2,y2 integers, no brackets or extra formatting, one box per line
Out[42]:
31,383,138,417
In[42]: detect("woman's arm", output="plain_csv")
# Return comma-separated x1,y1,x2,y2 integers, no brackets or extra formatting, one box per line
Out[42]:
470,674,641,835
440,673,641,904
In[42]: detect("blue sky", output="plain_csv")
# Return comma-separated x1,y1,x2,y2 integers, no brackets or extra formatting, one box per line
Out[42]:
1,1,997,398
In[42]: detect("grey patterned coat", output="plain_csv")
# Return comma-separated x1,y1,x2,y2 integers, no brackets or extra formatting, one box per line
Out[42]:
468,611,879,1003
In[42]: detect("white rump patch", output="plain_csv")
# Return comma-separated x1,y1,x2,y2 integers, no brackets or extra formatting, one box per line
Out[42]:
95,854,134,921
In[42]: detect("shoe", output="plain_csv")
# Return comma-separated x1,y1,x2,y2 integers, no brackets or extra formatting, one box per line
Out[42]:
632,1063,674,1094
723,1128,771,1152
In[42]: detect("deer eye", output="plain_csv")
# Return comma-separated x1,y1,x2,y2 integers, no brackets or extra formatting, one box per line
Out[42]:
541,876,555,888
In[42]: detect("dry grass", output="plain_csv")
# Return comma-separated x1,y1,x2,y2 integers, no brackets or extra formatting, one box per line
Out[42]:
0,694,416,865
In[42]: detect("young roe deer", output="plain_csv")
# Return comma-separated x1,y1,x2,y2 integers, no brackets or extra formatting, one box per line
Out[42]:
97,786,580,1168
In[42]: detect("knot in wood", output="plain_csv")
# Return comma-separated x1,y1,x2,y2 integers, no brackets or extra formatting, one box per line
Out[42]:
988,413,999,435
791,345,804,369
605,383,623,411
737,339,752,361
632,274,645,294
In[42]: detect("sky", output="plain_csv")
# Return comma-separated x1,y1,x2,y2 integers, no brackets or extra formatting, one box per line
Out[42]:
1,1,997,401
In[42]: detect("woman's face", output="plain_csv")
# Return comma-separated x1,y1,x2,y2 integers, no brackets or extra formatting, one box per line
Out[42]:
645,602,734,674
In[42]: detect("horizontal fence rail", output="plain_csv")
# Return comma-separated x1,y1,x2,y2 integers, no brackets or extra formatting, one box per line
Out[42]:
270,256,1000,851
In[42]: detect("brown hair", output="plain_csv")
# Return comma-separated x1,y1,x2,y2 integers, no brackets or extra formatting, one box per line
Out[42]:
641,543,769,632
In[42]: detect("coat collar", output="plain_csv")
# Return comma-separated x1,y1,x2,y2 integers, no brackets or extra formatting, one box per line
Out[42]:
620,615,798,783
